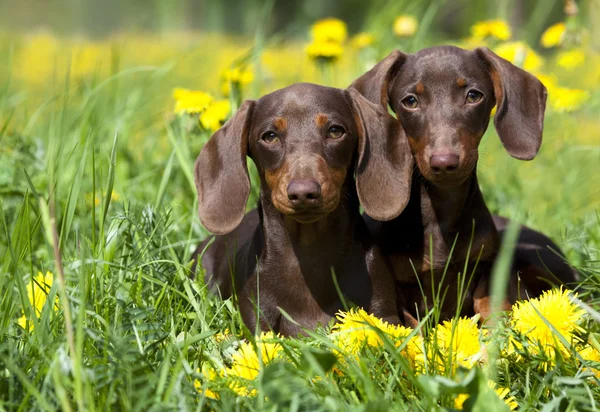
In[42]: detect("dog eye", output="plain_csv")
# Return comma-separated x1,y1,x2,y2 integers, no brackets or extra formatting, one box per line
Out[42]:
261,131,279,143
327,126,345,139
466,90,483,104
401,95,419,109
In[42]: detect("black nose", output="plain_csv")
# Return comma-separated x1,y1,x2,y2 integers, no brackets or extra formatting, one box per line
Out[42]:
430,154,460,174
287,180,321,205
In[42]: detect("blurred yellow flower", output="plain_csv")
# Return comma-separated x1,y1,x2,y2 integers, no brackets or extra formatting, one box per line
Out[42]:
15,32,61,85
556,48,585,70
305,40,344,62
550,87,590,113
540,22,566,48
393,15,418,37
85,190,121,207
310,18,348,43
70,43,108,79
511,288,585,358
173,88,213,114
494,42,544,72
351,33,375,50
454,381,517,410
471,20,512,41
225,332,282,397
534,72,559,90
200,100,231,132
432,316,483,371
579,344,600,378
220,66,253,97
18,271,56,331
194,363,220,400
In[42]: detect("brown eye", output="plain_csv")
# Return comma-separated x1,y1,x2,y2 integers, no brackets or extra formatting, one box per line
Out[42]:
261,131,279,143
401,95,418,109
327,126,345,139
466,90,483,104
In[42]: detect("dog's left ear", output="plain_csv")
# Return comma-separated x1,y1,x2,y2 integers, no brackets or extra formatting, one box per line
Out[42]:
345,88,413,221
475,47,547,160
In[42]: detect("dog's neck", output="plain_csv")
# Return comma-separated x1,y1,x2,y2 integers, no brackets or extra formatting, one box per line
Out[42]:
420,172,478,233
258,177,365,287
416,168,498,263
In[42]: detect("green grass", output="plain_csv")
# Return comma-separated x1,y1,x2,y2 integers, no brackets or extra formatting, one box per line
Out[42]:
1,5,600,410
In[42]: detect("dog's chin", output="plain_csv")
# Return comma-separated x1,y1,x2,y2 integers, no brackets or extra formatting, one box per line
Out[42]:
425,172,471,189
287,212,328,224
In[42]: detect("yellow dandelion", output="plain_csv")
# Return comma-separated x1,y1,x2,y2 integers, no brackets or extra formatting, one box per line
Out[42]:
454,381,517,410
172,88,213,115
351,33,375,50
471,20,512,41
194,363,220,400
495,386,519,410
331,308,387,356
393,15,419,37
200,100,231,132
540,22,566,48
330,308,423,367
310,18,348,43
432,316,483,371
18,271,56,331
225,332,282,397
494,41,544,72
214,328,232,343
579,344,600,378
550,87,589,113
387,323,425,370
511,288,585,357
305,40,344,62
220,66,253,97
556,48,586,70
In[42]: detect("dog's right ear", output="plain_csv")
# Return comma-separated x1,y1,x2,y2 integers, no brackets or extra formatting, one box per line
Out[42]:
349,50,407,108
194,100,255,235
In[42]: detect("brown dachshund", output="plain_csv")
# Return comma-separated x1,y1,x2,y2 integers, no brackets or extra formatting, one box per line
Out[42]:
350,45,578,325
193,83,413,336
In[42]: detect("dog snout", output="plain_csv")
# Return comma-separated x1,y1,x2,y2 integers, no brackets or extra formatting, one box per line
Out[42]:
287,180,322,206
430,154,460,174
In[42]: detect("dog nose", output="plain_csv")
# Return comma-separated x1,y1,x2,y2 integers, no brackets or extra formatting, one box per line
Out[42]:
430,154,460,173
287,180,321,205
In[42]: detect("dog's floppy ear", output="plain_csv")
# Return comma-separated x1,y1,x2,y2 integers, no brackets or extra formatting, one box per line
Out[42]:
345,88,413,221
349,50,407,108
475,47,547,160
194,100,255,234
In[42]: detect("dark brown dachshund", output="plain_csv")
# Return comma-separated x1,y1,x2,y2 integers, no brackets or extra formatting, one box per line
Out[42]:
194,83,413,336
350,45,578,324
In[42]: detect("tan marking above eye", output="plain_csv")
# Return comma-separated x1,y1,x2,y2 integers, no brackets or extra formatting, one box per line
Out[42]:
315,114,328,127
456,78,467,87
415,82,425,94
273,117,287,130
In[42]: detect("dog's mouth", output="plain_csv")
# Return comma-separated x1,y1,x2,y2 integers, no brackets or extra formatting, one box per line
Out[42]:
272,195,339,223
426,172,471,188
287,211,329,224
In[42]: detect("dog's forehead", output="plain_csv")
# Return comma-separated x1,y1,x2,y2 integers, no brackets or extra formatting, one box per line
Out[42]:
402,47,488,85
255,83,351,121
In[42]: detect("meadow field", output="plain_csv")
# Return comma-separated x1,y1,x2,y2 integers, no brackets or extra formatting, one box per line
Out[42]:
1,0,600,410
